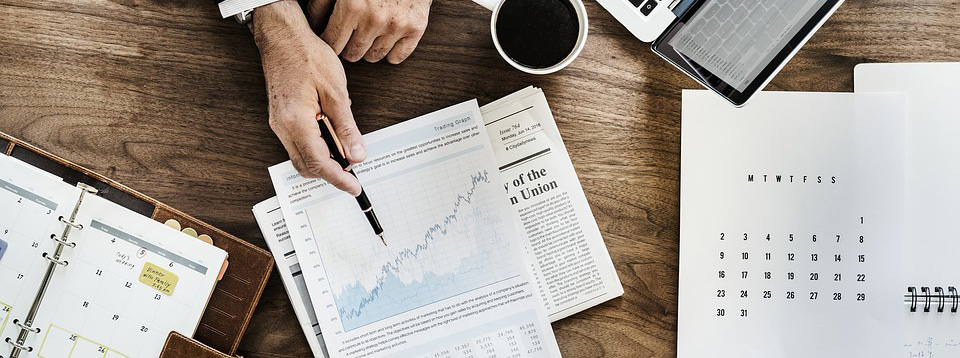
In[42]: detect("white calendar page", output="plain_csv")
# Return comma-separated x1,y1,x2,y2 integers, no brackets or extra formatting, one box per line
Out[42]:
0,156,82,356
25,194,227,358
678,91,907,357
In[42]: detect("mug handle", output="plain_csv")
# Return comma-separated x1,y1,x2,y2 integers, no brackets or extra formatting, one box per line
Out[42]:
472,0,499,12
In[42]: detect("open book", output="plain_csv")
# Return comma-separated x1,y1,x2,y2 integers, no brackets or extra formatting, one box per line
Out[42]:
254,87,622,357
0,155,227,358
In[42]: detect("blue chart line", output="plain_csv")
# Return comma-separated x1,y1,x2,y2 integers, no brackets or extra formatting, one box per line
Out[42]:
332,171,506,331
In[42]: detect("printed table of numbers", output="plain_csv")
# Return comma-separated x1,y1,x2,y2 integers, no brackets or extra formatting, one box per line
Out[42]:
714,216,874,320
386,310,548,358
415,322,545,358
680,200,904,356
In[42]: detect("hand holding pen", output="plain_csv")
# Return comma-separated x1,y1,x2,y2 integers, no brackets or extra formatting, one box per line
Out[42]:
316,113,386,245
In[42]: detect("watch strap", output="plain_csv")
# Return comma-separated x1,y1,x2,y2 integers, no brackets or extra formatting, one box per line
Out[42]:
218,0,281,18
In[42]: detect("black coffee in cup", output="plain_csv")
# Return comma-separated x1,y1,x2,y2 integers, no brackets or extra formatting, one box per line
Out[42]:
495,0,581,69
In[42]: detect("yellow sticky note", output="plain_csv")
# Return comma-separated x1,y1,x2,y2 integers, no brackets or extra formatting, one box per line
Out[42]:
139,262,179,296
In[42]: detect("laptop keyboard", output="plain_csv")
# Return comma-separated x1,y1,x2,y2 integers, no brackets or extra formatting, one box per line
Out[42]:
629,0,658,16
668,0,821,91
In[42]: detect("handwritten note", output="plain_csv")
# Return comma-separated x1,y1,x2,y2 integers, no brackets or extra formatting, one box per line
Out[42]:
904,336,960,358
139,262,179,295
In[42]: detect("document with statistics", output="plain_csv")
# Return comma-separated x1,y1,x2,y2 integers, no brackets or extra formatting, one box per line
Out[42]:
269,100,561,358
678,90,907,357
480,87,623,321
253,197,329,358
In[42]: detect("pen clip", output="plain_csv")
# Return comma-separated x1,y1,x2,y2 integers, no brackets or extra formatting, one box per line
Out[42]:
317,113,346,158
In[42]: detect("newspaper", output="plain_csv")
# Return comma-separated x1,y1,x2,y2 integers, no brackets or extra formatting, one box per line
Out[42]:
481,87,623,320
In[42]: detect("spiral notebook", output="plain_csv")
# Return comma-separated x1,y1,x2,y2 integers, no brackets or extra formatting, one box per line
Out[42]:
679,84,960,357
0,154,228,358
855,62,960,357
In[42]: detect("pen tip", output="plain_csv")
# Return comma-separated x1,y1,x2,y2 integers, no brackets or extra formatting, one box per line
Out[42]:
379,233,386,246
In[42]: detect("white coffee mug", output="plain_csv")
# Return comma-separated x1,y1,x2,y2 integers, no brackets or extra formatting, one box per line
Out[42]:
472,0,589,75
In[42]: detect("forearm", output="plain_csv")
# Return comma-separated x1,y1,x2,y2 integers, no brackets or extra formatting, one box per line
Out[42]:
250,0,311,49
233,0,366,193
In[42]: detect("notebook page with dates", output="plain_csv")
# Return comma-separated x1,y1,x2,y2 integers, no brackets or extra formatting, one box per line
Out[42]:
678,91,907,357
0,156,82,357
27,194,227,358
0,154,227,358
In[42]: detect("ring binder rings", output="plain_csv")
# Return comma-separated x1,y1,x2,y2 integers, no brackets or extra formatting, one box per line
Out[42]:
905,286,959,313
3,337,30,353
1,131,274,358
5,185,95,358
49,233,75,248
40,252,68,266
12,320,38,334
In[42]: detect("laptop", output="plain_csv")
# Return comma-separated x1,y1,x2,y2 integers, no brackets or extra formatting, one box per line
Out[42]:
597,0,844,106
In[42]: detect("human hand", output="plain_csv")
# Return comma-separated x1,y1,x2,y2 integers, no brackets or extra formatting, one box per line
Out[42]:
310,0,432,64
253,0,366,195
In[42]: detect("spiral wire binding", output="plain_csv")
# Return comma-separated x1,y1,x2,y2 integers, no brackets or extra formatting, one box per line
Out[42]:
905,286,959,313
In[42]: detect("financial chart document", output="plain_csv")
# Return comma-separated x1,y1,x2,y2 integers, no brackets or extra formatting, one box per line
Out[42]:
253,198,329,358
270,100,560,358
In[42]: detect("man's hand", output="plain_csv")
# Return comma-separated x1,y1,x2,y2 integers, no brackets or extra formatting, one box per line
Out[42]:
311,0,432,64
253,0,366,195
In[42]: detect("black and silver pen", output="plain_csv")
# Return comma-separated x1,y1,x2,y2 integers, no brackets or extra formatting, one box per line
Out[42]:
316,113,385,245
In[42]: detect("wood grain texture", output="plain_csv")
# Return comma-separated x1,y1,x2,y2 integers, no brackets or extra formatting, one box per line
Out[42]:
1,0,957,356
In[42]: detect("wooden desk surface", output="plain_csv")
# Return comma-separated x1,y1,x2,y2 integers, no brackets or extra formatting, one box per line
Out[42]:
1,1,957,356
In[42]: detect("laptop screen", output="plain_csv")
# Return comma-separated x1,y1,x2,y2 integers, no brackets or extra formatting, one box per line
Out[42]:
653,0,842,106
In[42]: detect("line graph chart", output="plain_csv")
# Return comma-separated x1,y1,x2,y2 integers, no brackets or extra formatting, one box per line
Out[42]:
306,153,519,331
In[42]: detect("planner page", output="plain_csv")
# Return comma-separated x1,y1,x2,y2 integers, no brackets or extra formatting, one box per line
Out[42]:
270,100,560,358
678,90,907,357
0,156,83,357
25,194,227,358
856,62,960,357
